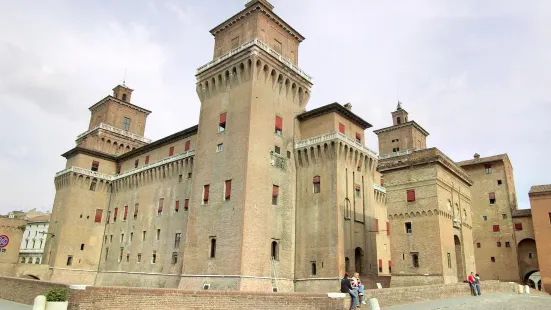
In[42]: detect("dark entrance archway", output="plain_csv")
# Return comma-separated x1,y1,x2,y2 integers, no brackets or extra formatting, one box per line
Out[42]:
354,247,364,274
454,235,465,281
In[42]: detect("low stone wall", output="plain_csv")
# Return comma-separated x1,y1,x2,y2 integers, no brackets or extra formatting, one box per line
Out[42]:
0,276,69,305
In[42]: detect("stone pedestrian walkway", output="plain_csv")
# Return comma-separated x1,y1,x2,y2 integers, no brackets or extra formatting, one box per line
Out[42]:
383,292,551,310
0,299,31,310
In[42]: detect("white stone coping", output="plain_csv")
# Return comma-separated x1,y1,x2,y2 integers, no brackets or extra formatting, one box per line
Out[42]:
328,293,346,298
295,132,378,160
76,122,152,143
374,184,386,193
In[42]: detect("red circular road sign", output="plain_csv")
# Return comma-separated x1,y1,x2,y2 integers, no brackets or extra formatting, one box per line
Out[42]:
0,235,9,248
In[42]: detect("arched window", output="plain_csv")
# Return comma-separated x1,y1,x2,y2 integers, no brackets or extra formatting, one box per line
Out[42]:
311,262,317,275
271,241,279,261
35,257,40,264
122,94,127,101
345,257,350,272
397,117,401,124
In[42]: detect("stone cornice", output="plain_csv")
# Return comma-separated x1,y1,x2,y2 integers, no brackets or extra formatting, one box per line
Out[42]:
297,102,372,129
210,1,305,42
373,121,430,137
61,147,117,162
457,154,509,167
88,95,152,115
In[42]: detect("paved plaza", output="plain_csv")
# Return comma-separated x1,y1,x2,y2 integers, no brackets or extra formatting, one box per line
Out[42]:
0,299,31,309
384,292,551,310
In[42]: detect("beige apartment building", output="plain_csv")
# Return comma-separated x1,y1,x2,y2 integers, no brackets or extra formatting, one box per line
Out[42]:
44,0,390,292
374,104,476,287
528,185,551,293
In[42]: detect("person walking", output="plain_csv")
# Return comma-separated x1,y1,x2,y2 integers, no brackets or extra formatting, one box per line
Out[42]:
341,273,357,310
474,273,482,296
351,272,366,306
467,272,477,296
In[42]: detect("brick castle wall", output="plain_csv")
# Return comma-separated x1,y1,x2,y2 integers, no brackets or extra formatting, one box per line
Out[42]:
0,276,69,305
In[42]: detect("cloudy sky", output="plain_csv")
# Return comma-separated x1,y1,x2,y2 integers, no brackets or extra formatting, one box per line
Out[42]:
0,0,549,214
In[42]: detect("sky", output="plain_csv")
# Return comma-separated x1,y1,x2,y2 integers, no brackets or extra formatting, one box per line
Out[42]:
0,0,549,214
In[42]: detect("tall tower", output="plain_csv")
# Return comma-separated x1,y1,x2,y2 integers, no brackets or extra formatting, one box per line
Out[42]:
45,85,151,284
180,0,312,291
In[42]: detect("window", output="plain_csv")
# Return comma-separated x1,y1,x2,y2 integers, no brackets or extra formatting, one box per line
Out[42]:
175,233,181,248
493,225,500,232
355,132,361,144
130,232,133,241
142,231,146,241
116,165,121,174
411,253,419,267
405,222,412,233
375,219,379,232
113,208,118,222
549,212,551,224
134,203,139,220
184,199,189,211
175,200,180,212
407,189,416,202
502,214,507,219
91,161,99,172
311,262,317,275
313,176,320,193
484,164,492,174
271,241,279,260
447,253,452,268
66,255,73,266
123,117,131,131
225,180,232,200
388,260,392,273
378,259,383,272
505,242,510,248
137,253,142,263
172,252,178,264
217,143,223,152
89,180,97,191
386,222,390,235
272,185,279,205
203,185,210,204
287,151,291,159
156,229,160,241
338,122,345,134
145,155,150,165
275,116,283,135
118,248,123,263
110,235,113,243
497,180,502,185
274,146,281,154
184,140,191,151
126,253,130,262
94,209,103,223
219,112,227,132
514,223,523,231
497,242,502,247
169,146,175,156
476,243,481,248
489,192,496,204
210,238,217,258
152,252,157,264
483,215,488,221
123,205,128,221
355,184,361,198
158,198,164,216
121,233,125,243
393,147,400,152
528,253,535,259
105,249,109,261
397,117,401,125
134,159,139,168
491,257,495,262
188,172,192,179
178,174,183,182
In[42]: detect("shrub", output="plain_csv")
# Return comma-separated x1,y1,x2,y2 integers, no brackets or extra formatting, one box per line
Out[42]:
45,287,68,302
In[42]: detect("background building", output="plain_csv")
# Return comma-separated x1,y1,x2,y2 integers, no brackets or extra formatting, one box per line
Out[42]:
18,215,50,264
528,185,551,293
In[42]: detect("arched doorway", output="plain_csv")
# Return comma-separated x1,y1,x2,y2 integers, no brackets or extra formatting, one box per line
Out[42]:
518,238,539,284
355,247,364,275
525,271,541,291
454,235,465,281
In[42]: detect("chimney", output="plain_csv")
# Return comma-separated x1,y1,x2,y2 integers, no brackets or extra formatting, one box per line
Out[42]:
343,103,352,111
474,153,480,159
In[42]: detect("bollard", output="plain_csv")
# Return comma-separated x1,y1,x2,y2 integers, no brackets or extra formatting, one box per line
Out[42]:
525,285,530,294
33,295,46,310
368,298,380,310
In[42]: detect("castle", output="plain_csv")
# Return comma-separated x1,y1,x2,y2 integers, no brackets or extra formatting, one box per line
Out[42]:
43,0,541,292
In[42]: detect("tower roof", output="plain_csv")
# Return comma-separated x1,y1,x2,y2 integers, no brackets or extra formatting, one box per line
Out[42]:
297,102,372,129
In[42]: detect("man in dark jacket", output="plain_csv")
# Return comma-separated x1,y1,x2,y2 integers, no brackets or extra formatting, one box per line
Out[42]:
340,273,358,309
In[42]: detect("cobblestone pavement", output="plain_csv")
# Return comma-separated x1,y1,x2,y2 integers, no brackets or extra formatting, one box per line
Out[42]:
383,293,551,310
0,299,31,310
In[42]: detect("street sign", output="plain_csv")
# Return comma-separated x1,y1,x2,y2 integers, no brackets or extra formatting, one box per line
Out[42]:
0,235,9,248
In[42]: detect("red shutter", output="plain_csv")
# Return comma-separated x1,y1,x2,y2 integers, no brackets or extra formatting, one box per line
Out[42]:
135,159,139,167
273,185,279,197
356,132,361,140
145,155,150,165
275,116,283,131
184,199,189,210
106,211,111,223
375,219,379,232
388,260,392,268
313,176,320,183
94,209,103,223
514,223,522,231
386,221,390,235
339,123,345,134
169,146,175,156
225,180,232,199
378,259,382,268
116,165,121,174
407,189,416,202
184,141,190,151
355,184,361,191
175,200,180,212
92,161,99,170
484,164,492,169
493,225,500,232
158,198,164,213
489,192,496,199
203,185,210,201
114,208,118,221
123,206,128,220
219,112,227,125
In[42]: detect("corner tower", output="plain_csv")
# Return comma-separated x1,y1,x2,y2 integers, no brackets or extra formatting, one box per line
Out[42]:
180,0,312,292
